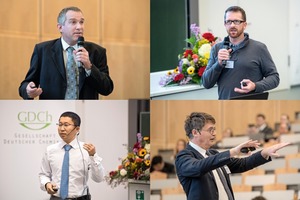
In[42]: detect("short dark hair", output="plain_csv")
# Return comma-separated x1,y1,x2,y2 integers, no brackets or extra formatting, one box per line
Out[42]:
224,6,247,22
252,196,267,200
57,6,82,25
257,113,266,120
151,155,163,165
184,112,216,139
60,111,81,126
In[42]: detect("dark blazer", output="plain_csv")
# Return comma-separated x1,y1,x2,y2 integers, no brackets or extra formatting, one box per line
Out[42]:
259,125,274,142
19,38,113,99
175,144,270,200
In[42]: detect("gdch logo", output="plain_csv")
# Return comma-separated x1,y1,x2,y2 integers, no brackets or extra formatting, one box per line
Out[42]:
18,111,52,130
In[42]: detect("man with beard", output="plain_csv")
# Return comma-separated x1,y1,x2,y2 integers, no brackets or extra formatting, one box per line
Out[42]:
202,6,279,99
175,112,289,200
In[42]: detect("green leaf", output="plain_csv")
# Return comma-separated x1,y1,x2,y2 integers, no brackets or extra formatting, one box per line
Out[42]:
185,35,197,47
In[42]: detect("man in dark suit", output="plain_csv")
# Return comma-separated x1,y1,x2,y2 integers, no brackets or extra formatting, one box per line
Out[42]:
175,112,289,200
19,6,113,99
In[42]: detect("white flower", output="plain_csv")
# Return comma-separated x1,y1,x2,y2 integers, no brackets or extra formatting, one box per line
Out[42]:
181,58,189,65
120,169,127,176
198,43,211,57
145,144,150,153
144,154,150,160
144,168,150,176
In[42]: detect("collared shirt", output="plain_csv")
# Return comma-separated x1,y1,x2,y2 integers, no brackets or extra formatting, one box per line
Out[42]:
61,37,91,76
189,141,228,200
39,139,105,198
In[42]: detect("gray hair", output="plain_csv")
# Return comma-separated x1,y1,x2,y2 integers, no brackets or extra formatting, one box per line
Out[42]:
57,6,82,25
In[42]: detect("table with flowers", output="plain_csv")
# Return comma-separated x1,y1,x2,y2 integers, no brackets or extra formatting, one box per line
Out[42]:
150,70,218,99
150,24,219,100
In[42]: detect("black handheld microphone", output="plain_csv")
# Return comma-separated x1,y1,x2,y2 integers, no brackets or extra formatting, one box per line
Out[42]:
222,37,230,67
78,36,84,48
77,36,85,67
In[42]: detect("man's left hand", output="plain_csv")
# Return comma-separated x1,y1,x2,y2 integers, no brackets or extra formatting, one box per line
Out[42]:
74,47,92,70
83,143,96,156
261,142,290,159
234,79,256,94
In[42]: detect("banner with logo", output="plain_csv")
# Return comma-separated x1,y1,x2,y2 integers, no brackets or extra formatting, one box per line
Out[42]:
0,100,128,200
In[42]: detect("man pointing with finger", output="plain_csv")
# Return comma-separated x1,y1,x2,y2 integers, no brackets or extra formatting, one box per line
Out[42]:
39,111,104,200
175,112,289,200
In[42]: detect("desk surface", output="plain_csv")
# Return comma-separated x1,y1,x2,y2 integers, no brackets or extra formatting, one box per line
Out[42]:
150,70,218,99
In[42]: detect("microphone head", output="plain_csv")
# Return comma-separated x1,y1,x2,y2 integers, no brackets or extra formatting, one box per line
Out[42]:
223,36,230,46
78,36,85,46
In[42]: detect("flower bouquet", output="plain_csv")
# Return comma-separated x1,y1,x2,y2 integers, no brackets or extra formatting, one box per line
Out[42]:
105,133,150,188
159,24,218,86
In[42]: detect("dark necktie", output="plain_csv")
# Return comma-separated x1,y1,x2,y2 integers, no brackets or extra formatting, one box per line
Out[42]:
65,47,78,99
206,150,234,200
60,144,72,199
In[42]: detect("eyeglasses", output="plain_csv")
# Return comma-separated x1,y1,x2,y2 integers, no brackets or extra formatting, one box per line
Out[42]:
224,20,245,25
56,123,76,128
200,127,216,135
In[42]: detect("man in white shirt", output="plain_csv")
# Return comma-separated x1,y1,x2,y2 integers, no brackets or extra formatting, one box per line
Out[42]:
39,111,105,200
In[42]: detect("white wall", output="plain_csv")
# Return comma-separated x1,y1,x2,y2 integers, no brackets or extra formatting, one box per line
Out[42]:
0,100,128,200
289,0,300,85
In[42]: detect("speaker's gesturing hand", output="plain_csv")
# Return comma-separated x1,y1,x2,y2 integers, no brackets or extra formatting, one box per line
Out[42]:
83,143,96,156
261,142,291,159
230,140,261,157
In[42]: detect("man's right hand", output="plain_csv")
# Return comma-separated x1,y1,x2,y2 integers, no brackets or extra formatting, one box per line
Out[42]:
230,140,261,157
26,82,42,98
218,49,232,66
45,182,58,195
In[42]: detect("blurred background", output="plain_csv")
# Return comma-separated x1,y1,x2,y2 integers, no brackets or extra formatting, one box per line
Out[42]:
0,0,150,99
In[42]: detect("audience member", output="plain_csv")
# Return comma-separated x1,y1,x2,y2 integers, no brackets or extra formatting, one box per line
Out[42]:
275,114,291,131
150,155,175,174
256,114,274,142
175,139,187,155
247,123,264,144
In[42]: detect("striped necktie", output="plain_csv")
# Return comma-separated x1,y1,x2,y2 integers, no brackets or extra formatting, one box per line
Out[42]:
60,144,72,199
65,47,78,99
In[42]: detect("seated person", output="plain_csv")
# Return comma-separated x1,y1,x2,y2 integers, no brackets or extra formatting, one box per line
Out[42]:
150,155,175,174
274,122,291,141
274,114,291,131
256,113,274,142
247,123,264,144
175,139,187,155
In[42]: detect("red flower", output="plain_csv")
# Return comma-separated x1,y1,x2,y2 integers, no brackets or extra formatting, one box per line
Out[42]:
183,49,193,58
109,171,118,177
202,32,215,43
192,54,198,59
198,67,206,76
174,73,184,82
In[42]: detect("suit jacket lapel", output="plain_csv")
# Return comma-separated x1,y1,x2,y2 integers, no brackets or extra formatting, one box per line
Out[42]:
51,39,66,81
79,67,85,92
187,145,216,180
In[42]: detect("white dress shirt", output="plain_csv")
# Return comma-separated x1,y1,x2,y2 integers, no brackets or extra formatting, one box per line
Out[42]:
189,142,228,200
39,139,105,198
